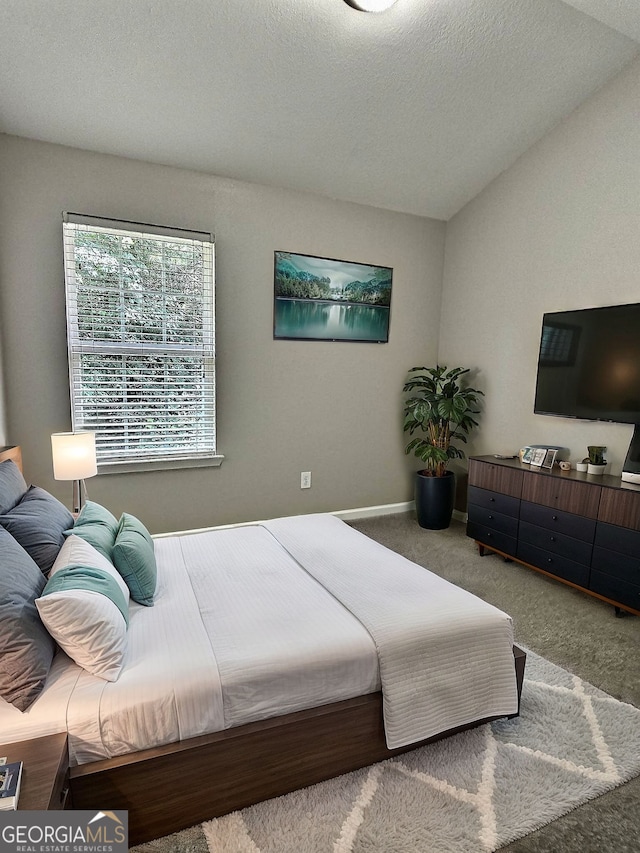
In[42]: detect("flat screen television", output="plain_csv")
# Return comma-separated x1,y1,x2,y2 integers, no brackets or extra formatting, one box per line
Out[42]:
534,302,640,481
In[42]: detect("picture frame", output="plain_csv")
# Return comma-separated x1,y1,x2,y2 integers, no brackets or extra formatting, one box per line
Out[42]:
529,448,547,467
542,448,557,469
521,446,534,464
273,251,392,342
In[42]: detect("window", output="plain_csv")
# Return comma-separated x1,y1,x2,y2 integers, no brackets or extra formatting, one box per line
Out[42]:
62,214,220,472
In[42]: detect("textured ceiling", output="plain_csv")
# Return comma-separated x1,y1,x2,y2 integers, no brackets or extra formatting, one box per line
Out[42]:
1,0,638,220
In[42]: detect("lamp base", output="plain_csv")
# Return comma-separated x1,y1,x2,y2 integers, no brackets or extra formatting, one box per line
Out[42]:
72,479,86,516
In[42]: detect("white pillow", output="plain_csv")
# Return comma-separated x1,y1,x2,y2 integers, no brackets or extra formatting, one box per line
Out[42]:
49,534,129,594
35,535,130,681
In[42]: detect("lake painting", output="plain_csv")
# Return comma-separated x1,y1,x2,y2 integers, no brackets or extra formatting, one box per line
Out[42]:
273,251,392,342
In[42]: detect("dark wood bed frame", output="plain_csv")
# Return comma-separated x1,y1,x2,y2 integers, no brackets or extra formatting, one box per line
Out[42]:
1,447,526,845
71,647,525,845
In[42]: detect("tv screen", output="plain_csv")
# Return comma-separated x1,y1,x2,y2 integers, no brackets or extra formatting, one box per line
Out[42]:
534,302,640,425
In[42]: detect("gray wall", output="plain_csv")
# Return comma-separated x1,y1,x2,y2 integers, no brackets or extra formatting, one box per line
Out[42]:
0,135,445,532
3,53,638,531
440,56,640,477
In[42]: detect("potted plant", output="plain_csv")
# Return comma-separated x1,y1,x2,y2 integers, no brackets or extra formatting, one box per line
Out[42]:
587,445,607,476
403,365,484,529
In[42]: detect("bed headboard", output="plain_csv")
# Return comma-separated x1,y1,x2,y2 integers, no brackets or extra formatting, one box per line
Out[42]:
0,445,22,472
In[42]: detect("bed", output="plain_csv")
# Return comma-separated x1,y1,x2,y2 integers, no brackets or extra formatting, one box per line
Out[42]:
0,448,525,845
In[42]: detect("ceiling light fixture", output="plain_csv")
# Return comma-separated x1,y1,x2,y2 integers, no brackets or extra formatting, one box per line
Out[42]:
343,0,399,11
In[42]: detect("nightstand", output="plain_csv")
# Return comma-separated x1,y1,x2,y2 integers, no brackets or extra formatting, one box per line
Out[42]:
2,732,70,810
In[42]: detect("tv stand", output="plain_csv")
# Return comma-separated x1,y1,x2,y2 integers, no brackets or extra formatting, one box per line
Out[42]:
622,423,640,484
467,456,640,616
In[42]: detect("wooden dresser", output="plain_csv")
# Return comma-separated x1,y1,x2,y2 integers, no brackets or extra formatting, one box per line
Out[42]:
467,455,640,616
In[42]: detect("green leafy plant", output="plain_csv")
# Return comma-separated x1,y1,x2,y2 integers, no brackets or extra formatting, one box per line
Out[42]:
403,365,484,477
587,445,606,465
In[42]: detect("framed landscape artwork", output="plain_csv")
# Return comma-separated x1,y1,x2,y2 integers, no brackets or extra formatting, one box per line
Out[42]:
273,251,392,342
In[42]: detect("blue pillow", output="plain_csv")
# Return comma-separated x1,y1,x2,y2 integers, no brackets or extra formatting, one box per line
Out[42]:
0,459,28,514
0,528,56,711
0,485,75,575
111,513,157,606
66,500,119,559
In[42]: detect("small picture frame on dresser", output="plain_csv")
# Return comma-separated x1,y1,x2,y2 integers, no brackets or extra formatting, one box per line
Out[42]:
541,448,557,469
521,446,534,464
529,448,547,467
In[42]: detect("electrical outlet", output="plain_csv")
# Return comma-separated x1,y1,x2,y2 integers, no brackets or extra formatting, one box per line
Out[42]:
300,471,311,489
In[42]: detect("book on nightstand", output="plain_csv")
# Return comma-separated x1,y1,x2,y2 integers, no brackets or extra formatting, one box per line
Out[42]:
0,760,23,810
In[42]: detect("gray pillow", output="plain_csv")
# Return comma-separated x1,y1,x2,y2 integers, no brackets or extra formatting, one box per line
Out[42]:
0,527,56,711
0,459,28,514
0,485,75,575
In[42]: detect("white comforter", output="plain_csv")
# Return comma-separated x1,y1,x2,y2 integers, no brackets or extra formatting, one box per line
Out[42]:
0,514,517,762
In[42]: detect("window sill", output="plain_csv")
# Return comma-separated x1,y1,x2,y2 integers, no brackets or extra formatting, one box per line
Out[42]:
97,454,225,475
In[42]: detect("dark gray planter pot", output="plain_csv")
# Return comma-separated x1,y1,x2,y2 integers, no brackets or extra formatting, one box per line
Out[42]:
415,469,456,530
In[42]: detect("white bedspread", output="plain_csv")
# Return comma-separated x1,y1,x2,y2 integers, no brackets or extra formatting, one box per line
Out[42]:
0,513,518,762
166,525,380,730
263,514,519,748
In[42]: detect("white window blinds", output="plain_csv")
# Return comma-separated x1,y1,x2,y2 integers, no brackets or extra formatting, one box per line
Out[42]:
62,214,216,467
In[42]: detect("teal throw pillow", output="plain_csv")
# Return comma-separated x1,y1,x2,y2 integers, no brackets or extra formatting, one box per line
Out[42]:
112,513,157,607
66,500,119,559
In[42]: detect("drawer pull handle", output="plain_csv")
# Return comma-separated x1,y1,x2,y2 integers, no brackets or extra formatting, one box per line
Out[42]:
547,557,553,563
550,536,555,542
489,497,495,502
488,514,494,520
552,515,558,521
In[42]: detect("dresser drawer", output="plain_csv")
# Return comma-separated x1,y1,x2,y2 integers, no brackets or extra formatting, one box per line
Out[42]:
589,569,640,612
591,546,639,585
522,472,600,518
466,521,518,557
468,504,519,537
468,459,523,498
519,521,592,566
520,501,596,542
516,541,590,587
468,487,520,519
594,522,640,559
598,487,640,530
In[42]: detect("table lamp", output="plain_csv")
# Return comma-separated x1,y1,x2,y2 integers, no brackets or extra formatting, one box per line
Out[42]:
51,431,97,514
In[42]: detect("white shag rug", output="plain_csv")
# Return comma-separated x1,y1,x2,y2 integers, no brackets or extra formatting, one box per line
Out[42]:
133,651,640,853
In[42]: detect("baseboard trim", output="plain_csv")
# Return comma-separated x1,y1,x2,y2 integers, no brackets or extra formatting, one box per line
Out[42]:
333,501,415,521
453,509,467,524
154,501,416,538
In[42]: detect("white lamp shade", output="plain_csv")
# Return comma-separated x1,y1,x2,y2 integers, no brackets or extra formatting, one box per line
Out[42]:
51,432,98,480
